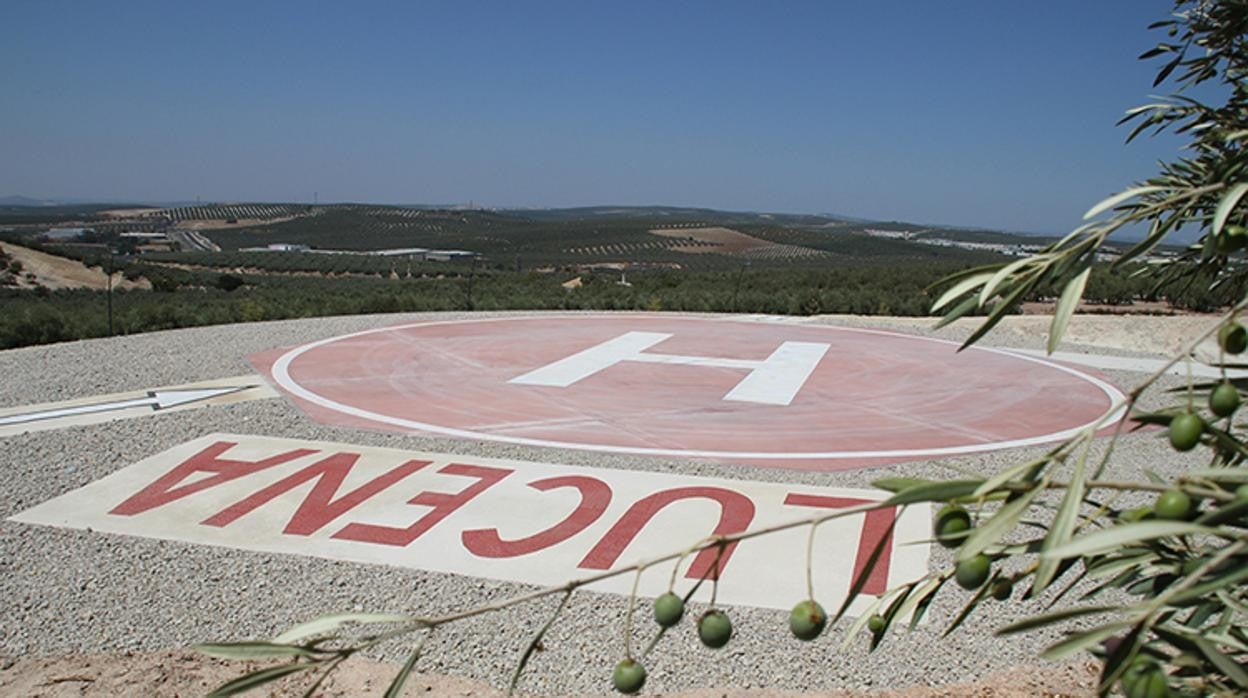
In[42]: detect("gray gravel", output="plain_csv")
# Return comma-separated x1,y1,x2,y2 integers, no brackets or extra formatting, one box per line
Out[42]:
0,311,1202,695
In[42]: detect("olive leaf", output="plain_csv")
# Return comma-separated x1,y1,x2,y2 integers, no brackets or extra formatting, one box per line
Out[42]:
195,642,322,661
1041,522,1213,559
273,612,413,645
206,662,318,698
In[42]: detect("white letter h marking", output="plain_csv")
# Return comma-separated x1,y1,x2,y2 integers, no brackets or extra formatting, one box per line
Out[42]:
509,331,829,406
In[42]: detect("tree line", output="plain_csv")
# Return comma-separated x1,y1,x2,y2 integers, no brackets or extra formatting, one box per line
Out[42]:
0,259,1237,350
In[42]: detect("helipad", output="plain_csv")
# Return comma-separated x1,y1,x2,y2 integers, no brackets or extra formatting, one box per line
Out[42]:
251,314,1126,470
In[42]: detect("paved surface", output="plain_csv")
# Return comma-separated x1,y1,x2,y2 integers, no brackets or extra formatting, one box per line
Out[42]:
0,312,1204,696
252,315,1125,470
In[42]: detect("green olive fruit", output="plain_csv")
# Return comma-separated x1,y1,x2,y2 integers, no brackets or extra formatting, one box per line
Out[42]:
1119,505,1154,523
990,578,1013,601
1154,489,1192,521
866,613,885,634
1223,224,1248,252
653,592,684,628
955,554,992,590
697,610,732,649
788,599,826,641
1120,657,1171,698
935,504,972,548
1215,230,1246,255
1168,413,1204,451
612,659,646,695
1237,483,1248,501
1150,573,1179,596
1210,382,1241,418
1220,321,1248,355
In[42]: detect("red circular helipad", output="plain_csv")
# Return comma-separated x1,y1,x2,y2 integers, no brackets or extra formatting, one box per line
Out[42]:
254,315,1125,471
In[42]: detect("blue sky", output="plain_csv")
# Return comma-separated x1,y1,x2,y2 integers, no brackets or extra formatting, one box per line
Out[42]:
2,1,1184,234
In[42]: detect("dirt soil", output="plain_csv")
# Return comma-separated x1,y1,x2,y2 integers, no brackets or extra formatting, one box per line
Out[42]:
0,650,1099,697
0,243,150,291
649,227,774,254
176,216,300,231
97,208,162,219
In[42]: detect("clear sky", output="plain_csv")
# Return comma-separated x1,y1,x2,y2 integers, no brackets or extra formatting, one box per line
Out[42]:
2,0,1185,234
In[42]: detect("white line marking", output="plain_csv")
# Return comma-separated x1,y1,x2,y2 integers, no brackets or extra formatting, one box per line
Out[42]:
630,353,760,370
0,387,250,426
268,314,1129,461
510,332,670,387
0,376,277,437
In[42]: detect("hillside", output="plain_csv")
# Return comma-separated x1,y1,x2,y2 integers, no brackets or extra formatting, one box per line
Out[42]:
0,242,148,291
0,201,1042,270
182,204,1014,270
0,201,1232,351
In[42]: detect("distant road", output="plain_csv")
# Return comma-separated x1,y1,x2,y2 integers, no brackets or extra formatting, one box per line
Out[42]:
168,228,220,252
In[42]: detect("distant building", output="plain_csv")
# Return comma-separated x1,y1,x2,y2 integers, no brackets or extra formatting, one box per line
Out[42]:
372,248,429,257
42,227,94,241
119,232,169,240
424,250,477,262
266,243,311,252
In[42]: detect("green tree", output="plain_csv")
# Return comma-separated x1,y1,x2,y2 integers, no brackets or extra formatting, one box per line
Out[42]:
918,2,1248,694
215,273,245,292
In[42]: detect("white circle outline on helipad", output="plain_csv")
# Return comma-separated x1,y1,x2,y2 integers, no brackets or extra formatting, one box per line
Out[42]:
270,314,1129,460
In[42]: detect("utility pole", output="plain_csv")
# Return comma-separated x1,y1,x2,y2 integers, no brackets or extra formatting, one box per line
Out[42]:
464,255,479,310
105,249,115,336
732,259,750,312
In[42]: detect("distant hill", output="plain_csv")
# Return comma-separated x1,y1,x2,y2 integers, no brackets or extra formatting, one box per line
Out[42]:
0,195,61,207
512,205,848,229
151,204,1007,270
0,200,1115,269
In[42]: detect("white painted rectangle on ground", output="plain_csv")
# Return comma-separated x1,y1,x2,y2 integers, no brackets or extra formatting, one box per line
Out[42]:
509,331,671,387
11,434,931,614
722,341,829,405
0,375,276,437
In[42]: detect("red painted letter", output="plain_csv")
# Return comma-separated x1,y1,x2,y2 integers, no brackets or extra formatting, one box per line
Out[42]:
200,453,431,534
462,475,611,558
783,493,897,595
334,463,512,546
579,487,755,580
110,441,318,516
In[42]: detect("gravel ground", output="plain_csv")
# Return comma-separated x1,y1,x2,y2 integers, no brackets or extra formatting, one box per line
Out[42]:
0,311,1215,696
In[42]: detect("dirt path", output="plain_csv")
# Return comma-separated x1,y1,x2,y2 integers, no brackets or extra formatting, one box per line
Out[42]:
0,243,149,291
